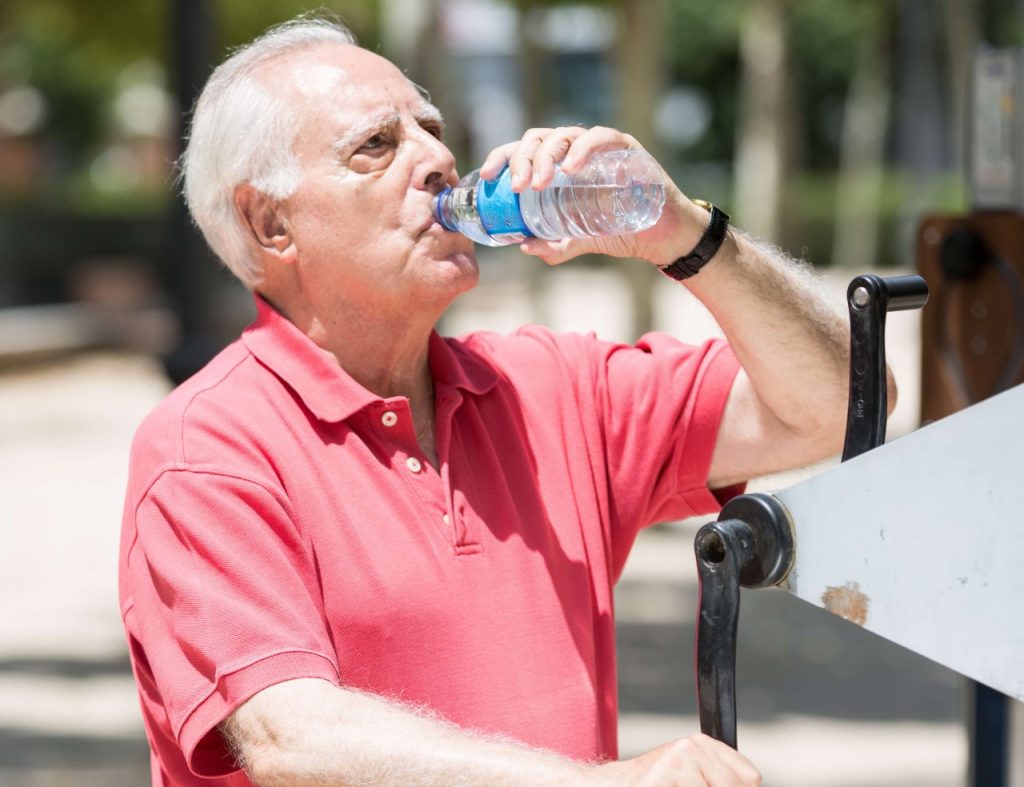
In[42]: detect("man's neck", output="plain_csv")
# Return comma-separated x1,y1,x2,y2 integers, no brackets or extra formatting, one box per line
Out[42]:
260,289,442,465
269,292,437,393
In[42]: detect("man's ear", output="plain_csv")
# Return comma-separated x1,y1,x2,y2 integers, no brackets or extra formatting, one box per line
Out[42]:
234,185,296,263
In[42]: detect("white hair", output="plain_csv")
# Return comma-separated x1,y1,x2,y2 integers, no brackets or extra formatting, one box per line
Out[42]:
180,17,357,289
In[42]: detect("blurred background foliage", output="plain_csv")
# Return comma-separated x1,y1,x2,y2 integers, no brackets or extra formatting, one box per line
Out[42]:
0,0,1021,315
0,0,377,212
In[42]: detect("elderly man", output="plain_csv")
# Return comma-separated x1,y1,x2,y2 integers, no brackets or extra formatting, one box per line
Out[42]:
120,15,869,787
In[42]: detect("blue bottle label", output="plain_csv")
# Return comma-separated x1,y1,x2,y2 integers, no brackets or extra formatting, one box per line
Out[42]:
476,169,534,237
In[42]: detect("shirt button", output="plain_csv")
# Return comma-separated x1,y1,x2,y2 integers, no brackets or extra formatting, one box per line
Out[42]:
381,411,398,427
443,514,450,524
405,456,422,474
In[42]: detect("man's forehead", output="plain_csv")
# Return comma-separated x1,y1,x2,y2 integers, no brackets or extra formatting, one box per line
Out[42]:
281,50,433,115
290,61,350,99
281,44,409,97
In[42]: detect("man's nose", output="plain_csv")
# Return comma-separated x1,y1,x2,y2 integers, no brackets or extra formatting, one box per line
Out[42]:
415,133,457,194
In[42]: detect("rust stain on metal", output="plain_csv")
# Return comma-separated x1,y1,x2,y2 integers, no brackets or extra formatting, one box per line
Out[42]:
822,582,870,626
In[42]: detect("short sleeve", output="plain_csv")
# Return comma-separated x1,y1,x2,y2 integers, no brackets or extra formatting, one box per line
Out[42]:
124,469,340,778
597,333,743,531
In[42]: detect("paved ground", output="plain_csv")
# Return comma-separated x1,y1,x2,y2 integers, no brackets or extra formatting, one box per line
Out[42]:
0,264,969,785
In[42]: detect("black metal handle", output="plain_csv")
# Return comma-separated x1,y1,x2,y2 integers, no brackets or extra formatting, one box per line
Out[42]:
842,274,929,462
693,494,794,749
695,519,752,749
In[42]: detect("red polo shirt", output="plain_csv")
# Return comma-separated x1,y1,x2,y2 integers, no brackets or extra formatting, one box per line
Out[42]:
119,297,741,785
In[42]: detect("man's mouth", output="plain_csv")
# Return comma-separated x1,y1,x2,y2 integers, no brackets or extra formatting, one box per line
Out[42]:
419,216,450,236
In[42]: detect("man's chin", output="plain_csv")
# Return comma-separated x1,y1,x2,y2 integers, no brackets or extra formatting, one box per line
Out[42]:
445,251,480,292
451,248,478,269
432,247,478,276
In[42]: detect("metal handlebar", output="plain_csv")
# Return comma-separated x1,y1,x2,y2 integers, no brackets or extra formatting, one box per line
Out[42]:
693,274,928,749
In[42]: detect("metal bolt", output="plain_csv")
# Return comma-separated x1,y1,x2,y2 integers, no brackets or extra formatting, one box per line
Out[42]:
852,286,871,308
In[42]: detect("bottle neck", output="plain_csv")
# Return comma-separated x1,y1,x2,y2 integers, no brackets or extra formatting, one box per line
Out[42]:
433,187,459,232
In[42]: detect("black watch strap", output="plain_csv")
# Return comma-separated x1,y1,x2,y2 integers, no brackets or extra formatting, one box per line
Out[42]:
659,201,730,281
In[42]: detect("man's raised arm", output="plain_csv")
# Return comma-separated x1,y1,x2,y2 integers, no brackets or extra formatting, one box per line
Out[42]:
483,125,885,488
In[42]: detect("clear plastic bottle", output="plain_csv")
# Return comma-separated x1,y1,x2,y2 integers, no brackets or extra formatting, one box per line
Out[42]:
433,149,666,247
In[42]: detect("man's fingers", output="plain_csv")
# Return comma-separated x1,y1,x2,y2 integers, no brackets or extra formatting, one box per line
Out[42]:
689,734,762,786
654,736,742,787
479,143,519,181
506,127,552,190
601,733,761,787
531,126,588,189
480,125,645,193
563,126,643,173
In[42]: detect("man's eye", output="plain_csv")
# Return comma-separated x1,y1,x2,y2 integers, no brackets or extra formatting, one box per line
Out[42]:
360,134,389,151
424,125,443,140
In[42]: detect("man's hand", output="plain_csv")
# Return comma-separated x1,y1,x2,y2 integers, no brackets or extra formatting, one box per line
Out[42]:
478,126,708,267
595,735,762,786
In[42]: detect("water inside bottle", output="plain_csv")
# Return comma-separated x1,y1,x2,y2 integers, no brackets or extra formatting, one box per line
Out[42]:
519,182,666,240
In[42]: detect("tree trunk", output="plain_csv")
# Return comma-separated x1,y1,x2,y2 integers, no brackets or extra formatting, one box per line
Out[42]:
516,0,554,326
616,0,664,339
831,13,891,270
894,0,955,258
733,0,791,244
518,0,548,131
941,0,979,178
381,0,452,127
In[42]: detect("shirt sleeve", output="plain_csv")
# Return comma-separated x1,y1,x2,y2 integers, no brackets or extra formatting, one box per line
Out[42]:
124,468,340,778
593,332,744,546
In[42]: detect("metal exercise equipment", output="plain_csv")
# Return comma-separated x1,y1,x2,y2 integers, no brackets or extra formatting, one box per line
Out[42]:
692,272,1023,781
917,213,1024,786
694,274,925,748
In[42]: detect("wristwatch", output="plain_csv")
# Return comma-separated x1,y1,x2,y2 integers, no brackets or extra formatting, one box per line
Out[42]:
659,199,730,281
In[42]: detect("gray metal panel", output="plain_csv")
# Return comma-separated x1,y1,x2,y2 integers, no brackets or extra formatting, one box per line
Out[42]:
775,384,1024,701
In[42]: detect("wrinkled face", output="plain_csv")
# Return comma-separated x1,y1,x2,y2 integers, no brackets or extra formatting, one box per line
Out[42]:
267,44,477,310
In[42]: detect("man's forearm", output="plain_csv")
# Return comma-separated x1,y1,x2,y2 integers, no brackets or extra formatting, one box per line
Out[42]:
221,679,592,787
685,229,859,440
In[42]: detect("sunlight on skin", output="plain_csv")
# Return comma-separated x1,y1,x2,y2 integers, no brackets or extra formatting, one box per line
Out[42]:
291,61,349,98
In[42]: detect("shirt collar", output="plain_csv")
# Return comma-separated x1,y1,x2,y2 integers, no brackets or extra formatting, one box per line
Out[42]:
427,330,500,397
242,296,498,423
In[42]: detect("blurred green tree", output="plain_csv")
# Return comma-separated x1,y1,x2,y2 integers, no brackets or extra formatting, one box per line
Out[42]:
0,0,380,211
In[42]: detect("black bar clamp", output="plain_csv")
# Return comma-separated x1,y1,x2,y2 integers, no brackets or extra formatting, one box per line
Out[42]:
692,273,929,750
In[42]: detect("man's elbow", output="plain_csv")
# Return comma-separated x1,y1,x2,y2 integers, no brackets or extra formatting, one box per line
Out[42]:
886,365,899,418
820,361,900,436
810,363,898,456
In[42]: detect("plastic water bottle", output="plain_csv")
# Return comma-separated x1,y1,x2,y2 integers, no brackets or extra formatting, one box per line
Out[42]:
433,149,666,247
